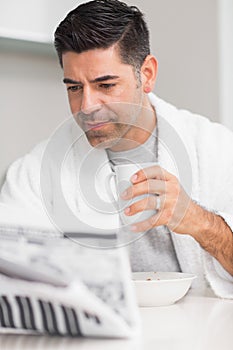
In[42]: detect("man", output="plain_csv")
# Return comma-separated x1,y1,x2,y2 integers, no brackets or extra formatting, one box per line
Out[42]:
0,0,233,297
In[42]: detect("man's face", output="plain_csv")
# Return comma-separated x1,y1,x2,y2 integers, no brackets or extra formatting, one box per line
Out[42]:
62,46,149,150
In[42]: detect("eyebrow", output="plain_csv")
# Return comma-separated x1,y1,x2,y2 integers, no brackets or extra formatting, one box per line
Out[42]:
63,75,120,84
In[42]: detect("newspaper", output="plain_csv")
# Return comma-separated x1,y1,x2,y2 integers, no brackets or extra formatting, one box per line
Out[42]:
0,225,140,338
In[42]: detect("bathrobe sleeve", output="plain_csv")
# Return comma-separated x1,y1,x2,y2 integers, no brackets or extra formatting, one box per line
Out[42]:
195,117,233,298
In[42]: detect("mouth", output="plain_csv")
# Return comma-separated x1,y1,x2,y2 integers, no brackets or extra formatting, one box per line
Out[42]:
85,121,110,130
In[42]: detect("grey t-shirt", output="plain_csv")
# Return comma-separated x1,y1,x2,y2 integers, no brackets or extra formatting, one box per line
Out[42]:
107,128,181,272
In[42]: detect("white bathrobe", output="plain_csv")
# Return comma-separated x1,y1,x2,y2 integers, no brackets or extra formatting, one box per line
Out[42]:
1,93,233,298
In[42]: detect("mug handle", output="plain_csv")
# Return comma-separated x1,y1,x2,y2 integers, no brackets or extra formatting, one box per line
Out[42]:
105,172,119,210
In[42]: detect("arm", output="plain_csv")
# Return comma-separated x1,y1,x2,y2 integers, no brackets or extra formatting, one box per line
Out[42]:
185,201,233,276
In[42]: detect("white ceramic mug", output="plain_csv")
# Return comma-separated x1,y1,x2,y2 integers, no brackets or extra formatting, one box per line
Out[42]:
106,162,157,229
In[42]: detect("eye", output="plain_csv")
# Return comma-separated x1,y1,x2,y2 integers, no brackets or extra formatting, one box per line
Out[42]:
99,83,116,90
67,85,82,92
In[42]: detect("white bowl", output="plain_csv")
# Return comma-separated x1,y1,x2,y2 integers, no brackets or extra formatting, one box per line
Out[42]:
132,271,196,307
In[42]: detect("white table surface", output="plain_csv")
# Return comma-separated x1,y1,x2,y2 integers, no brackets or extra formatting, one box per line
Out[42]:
0,295,233,350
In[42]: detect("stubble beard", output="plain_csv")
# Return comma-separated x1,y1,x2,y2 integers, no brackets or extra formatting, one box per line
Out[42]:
86,122,132,149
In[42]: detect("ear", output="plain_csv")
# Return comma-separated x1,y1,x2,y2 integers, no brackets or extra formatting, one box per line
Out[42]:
141,55,158,93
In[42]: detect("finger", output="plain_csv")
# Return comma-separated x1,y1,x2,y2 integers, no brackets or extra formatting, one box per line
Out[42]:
130,165,174,184
124,195,165,216
121,179,166,199
130,211,164,233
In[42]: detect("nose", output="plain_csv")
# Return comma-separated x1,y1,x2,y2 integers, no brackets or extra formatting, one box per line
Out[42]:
80,87,102,115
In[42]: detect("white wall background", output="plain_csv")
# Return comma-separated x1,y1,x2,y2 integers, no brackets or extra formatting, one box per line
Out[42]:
218,0,233,130
0,0,232,188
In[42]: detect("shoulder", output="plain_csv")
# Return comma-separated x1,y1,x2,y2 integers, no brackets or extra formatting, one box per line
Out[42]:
150,93,233,148
9,139,49,175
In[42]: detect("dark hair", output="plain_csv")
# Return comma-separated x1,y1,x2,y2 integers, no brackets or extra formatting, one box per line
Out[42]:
54,0,150,70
